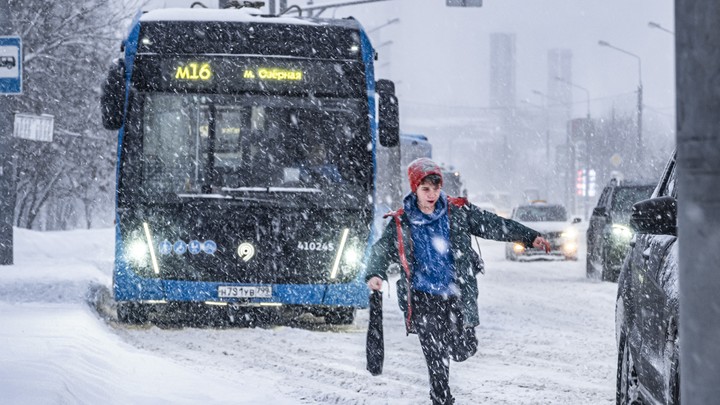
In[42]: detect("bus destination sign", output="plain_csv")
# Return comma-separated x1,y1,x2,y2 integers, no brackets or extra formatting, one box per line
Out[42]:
171,60,304,85
135,56,362,97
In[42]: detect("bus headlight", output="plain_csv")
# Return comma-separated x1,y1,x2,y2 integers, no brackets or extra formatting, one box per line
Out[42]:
123,222,161,276
343,245,361,268
127,240,149,266
330,229,363,281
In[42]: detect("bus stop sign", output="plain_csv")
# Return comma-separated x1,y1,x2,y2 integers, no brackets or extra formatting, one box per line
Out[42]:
0,36,21,95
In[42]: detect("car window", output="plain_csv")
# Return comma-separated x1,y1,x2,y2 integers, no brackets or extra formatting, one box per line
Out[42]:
611,186,655,213
656,153,678,198
514,205,568,222
665,164,678,198
597,187,611,207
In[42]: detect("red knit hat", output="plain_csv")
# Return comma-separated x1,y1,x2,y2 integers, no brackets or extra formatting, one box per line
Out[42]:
407,158,443,193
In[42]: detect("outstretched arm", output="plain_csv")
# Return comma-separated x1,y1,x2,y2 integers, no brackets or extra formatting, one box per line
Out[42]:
532,236,551,253
466,204,540,247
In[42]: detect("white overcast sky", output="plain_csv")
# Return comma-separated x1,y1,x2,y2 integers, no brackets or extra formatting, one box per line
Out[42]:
353,0,675,121
143,0,675,120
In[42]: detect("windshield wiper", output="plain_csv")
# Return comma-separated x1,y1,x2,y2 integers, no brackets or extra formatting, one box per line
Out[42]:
220,186,322,194
176,192,280,205
220,186,323,206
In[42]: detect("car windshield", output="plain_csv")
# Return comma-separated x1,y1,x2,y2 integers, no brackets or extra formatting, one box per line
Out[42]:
514,205,567,222
611,186,654,213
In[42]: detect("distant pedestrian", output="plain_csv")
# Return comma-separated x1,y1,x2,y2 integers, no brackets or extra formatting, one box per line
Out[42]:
365,158,550,405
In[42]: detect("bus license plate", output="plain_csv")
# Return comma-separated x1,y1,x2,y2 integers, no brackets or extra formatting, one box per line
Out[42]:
218,286,272,298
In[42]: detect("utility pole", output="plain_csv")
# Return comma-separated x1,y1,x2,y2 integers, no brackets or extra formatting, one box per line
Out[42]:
555,77,591,219
637,81,643,169
598,40,643,170
526,94,551,200
677,2,720,402
0,0,16,265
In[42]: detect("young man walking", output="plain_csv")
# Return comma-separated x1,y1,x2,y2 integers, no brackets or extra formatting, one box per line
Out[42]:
366,158,550,405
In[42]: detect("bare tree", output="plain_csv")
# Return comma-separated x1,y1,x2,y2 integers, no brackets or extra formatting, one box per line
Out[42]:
7,0,137,229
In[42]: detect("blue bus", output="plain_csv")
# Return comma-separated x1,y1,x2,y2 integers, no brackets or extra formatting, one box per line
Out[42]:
100,5,399,325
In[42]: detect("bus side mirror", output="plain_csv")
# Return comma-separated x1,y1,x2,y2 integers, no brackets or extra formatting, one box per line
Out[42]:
377,79,399,148
101,58,126,131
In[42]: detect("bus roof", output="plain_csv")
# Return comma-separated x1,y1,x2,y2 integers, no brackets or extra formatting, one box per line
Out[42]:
140,8,361,29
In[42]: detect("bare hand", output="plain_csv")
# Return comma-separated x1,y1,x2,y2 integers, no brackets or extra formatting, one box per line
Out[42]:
532,236,551,253
367,276,383,291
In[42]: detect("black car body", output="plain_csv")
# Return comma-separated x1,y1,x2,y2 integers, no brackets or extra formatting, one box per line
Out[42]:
587,180,655,281
615,151,679,404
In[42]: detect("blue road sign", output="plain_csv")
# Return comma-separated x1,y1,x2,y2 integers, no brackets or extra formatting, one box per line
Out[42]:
0,36,22,95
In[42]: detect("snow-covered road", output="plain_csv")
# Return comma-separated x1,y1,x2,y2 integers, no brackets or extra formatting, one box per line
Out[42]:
0,227,619,404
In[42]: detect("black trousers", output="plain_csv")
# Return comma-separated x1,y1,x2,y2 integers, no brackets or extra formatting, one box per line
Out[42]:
412,290,458,405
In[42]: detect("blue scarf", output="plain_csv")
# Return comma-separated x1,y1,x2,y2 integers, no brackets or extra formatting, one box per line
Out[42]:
404,191,456,296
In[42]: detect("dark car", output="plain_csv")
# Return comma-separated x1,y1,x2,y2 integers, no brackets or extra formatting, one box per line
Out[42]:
505,201,581,261
586,179,655,281
615,151,679,404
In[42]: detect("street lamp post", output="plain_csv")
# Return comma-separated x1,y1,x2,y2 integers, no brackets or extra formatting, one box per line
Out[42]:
554,77,592,219
555,77,590,120
523,96,551,198
533,89,575,214
529,91,552,166
598,40,643,169
648,21,675,35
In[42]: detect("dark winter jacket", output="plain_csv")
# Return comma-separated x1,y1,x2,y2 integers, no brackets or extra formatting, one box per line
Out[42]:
404,192,454,296
365,196,540,333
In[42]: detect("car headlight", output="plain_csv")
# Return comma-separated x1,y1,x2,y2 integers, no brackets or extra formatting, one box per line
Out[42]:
561,227,578,240
611,224,633,241
562,241,578,254
513,243,525,254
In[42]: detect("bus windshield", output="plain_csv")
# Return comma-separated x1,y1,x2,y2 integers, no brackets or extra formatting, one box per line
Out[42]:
132,93,371,204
